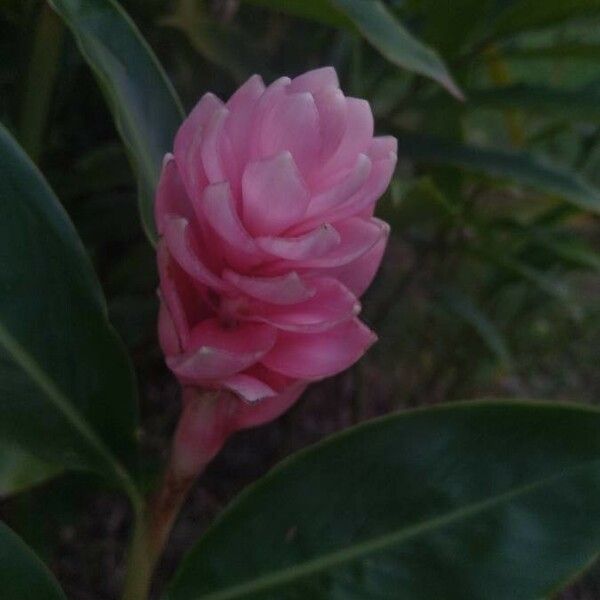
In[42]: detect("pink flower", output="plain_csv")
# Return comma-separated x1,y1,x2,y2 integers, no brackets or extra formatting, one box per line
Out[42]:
155,67,396,441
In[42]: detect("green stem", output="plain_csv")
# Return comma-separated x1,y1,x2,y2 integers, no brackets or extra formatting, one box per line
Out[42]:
19,3,64,162
122,502,153,600
122,465,196,600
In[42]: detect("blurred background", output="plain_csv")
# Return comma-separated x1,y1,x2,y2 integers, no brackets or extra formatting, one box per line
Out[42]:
1,0,599,597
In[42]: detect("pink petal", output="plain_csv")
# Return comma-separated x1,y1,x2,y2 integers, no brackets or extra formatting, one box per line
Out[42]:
242,151,310,236
223,270,315,305
250,277,360,333
163,216,229,292
155,155,193,235
303,153,372,221
313,86,347,162
168,319,277,381
293,217,389,269
368,136,398,160
222,374,277,403
256,224,340,261
174,93,223,167
258,91,320,176
201,107,232,183
326,235,387,297
157,241,212,351
202,182,259,256
288,66,339,94
158,301,182,356
262,318,377,379
226,74,265,170
321,97,373,176
321,154,397,224
232,380,308,430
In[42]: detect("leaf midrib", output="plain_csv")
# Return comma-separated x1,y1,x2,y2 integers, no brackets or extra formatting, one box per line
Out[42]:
182,457,600,600
0,321,139,503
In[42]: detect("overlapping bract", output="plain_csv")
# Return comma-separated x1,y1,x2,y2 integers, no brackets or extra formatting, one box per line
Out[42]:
156,67,396,427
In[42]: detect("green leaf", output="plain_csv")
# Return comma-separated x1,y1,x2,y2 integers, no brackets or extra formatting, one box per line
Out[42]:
504,43,600,61
396,131,600,214
162,3,269,84
0,441,60,497
0,124,139,497
241,0,352,28
330,0,463,98
49,0,185,244
242,0,461,97
167,400,600,600
491,0,600,39
0,522,66,600
467,84,600,121
437,288,512,366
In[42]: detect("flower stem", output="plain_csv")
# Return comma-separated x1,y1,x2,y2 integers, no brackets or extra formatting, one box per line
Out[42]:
122,390,231,600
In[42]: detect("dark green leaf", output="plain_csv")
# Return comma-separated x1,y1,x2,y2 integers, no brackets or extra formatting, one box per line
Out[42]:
504,43,600,61
437,288,512,366
0,522,66,600
243,0,461,97
330,0,462,98
49,0,185,244
167,400,600,600
467,84,600,121
241,0,352,28
396,131,600,214
0,124,139,496
492,0,600,39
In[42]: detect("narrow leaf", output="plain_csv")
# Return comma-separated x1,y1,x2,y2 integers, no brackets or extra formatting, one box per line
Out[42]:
437,287,512,366
331,0,463,98
396,131,600,214
49,0,185,243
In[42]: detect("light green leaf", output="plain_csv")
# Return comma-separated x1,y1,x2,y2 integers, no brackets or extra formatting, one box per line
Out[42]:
0,124,139,498
167,400,600,599
0,522,66,600
49,0,185,244
0,441,60,497
396,131,600,214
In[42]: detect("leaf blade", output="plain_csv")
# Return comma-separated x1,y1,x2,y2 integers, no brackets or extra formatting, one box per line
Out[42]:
331,0,463,98
396,131,600,214
0,522,67,600
49,0,185,243
0,123,138,496
167,400,600,600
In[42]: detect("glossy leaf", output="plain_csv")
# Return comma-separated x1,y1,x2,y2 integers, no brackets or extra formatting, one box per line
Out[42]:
0,124,139,495
0,522,66,600
331,0,462,98
0,441,60,497
49,0,185,243
167,400,600,600
396,131,600,214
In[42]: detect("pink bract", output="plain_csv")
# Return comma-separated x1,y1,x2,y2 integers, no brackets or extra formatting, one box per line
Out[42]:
156,67,396,429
